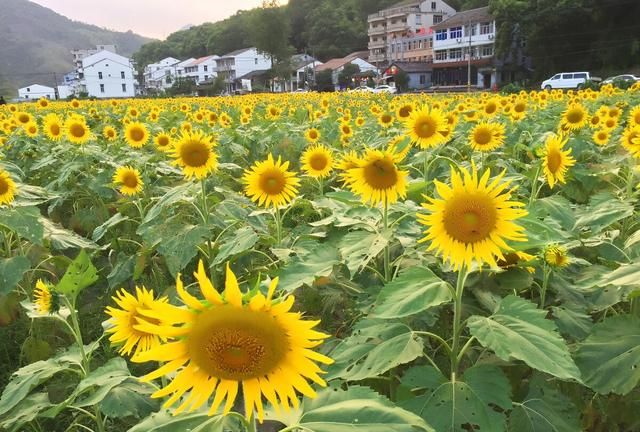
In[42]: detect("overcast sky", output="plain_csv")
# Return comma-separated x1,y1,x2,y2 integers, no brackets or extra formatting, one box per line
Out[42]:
31,0,282,39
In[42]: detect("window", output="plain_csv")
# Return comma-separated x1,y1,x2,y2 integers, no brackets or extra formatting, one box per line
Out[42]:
551,74,561,80
26,87,30,92
98,71,103,79
449,26,462,38
420,74,426,84
562,74,573,79
122,83,127,92
435,50,446,61
431,1,436,10
574,73,587,79
481,45,494,57
450,48,462,60
255,58,258,65
433,15,442,24
100,84,105,93
435,29,447,40
416,14,422,25
204,75,208,80
121,71,125,79
204,65,208,71
465,24,477,36
480,22,493,34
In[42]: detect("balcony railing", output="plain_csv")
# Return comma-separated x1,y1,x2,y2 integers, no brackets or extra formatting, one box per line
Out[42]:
369,40,386,49
368,4,419,21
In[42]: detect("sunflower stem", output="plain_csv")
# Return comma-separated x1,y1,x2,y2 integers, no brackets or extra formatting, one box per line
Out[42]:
318,176,324,196
382,200,391,282
423,151,430,186
625,163,635,200
450,266,469,377
274,206,283,246
539,263,551,309
200,179,215,268
528,162,543,208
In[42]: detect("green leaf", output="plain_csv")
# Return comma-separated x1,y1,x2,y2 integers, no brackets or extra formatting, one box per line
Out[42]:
55,250,98,298
0,393,51,432
41,218,100,250
0,256,30,295
92,213,129,242
508,374,581,432
213,226,258,265
574,196,633,233
373,267,452,319
598,262,640,287
467,295,581,380
0,206,43,245
402,365,511,432
537,196,575,231
277,243,340,292
140,182,197,228
99,380,159,419
327,322,423,381
574,314,640,395
282,385,433,432
73,358,130,407
339,230,389,276
107,253,136,289
551,305,593,340
129,410,229,432
142,220,209,276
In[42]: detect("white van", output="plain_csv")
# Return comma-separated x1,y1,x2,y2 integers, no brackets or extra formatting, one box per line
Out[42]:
540,72,601,90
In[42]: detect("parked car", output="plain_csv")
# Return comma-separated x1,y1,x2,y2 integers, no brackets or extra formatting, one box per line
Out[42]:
602,74,640,84
540,72,601,90
350,86,375,93
373,85,397,94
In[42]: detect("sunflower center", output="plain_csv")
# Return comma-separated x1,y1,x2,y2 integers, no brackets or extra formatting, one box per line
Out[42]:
635,113,640,124
260,169,286,195
547,149,562,173
514,103,525,113
18,114,29,124
129,127,145,142
187,305,289,381
0,178,9,194
485,103,497,114
69,123,86,138
181,140,209,167
443,192,497,243
363,158,398,190
309,153,328,171
157,136,169,147
399,106,412,118
473,128,492,146
414,117,436,138
342,126,351,134
381,114,392,124
309,130,318,140
566,109,583,124
122,172,139,188
50,124,60,135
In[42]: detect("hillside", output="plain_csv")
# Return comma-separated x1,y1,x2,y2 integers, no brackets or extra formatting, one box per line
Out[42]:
0,0,153,97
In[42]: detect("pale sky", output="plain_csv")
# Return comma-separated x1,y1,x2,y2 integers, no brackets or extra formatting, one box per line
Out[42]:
31,0,282,39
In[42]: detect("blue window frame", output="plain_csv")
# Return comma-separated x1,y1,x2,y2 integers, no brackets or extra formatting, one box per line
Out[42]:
435,30,447,41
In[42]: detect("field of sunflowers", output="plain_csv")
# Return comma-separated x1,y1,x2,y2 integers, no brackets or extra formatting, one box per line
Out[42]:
0,83,640,432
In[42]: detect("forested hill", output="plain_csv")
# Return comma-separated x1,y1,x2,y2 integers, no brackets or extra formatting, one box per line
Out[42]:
0,0,152,96
133,0,488,67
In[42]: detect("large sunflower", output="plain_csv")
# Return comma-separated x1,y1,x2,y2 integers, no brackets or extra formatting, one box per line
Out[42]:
105,287,168,356
243,154,300,208
622,125,640,158
171,131,218,179
43,114,63,141
417,163,528,270
65,116,91,145
560,103,588,131
113,166,144,196
468,122,505,152
405,106,448,148
301,145,334,178
345,148,408,205
154,132,173,152
131,261,333,422
542,133,576,188
0,169,17,206
124,122,150,148
629,105,640,127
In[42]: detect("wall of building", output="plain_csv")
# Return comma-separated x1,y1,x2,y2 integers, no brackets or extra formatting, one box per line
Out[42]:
82,53,135,98
18,85,55,100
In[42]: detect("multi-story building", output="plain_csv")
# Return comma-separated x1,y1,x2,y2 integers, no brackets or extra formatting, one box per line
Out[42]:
431,6,498,88
174,56,220,85
368,0,456,67
79,50,136,98
215,48,272,93
315,51,377,90
143,57,181,91
71,45,118,70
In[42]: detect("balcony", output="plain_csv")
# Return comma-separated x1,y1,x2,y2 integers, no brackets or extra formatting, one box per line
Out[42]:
368,13,386,22
387,22,409,32
368,26,386,36
369,52,387,64
369,39,386,49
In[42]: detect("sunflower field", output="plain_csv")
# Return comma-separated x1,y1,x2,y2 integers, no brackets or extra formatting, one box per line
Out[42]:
1,83,640,432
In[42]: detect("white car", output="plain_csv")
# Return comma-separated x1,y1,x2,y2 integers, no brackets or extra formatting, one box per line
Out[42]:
373,85,397,94
351,86,375,93
541,72,600,90
602,74,640,84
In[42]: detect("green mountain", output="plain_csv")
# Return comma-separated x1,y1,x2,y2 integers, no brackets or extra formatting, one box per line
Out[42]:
0,0,153,97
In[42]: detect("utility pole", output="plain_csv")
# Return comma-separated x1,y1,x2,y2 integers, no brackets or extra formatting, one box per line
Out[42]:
53,72,59,100
467,19,472,93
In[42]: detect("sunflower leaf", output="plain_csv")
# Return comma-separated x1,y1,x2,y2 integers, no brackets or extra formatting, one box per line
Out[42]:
55,250,98,299
0,256,30,295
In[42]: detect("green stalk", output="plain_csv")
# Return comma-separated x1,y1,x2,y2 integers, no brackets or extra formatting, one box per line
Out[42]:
539,263,551,309
450,266,469,377
423,151,430,185
273,206,283,246
318,176,324,196
528,162,543,207
200,179,214,267
383,199,391,282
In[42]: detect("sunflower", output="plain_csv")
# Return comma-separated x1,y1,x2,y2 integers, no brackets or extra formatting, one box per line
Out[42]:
378,112,395,129
124,122,150,148
171,131,218,179
542,133,576,188
544,245,570,268
496,251,536,273
468,122,505,152
339,122,353,138
65,116,91,145
243,154,300,208
345,148,408,205
629,105,640,127
37,98,50,109
105,287,168,356
301,145,334,178
622,126,640,157
337,150,360,185
14,111,32,125
0,169,17,206
154,132,173,152
483,99,499,117
592,129,610,146
560,103,588,131
23,121,39,138
304,128,321,144
396,103,414,120
131,261,333,422
405,106,448,148
113,166,144,196
43,114,63,141
417,163,528,270
103,125,118,141
34,280,54,315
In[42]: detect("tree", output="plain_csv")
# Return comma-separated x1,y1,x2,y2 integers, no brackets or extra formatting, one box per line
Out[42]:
338,63,361,89
167,77,195,96
394,70,410,93
315,70,334,92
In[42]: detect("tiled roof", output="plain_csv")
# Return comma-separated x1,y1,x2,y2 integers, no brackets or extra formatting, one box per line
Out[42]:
431,6,491,30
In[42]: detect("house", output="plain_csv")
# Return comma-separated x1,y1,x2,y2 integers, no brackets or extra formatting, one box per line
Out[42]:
143,57,181,91
71,45,118,70
215,48,272,93
284,54,323,92
79,50,136,98
431,6,498,89
57,85,73,99
174,56,220,86
384,61,432,89
18,84,56,100
315,51,377,89
368,0,456,67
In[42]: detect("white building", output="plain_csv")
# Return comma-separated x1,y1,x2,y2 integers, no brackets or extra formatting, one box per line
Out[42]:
18,84,56,100
80,50,136,98
174,55,220,85
143,57,181,91
315,51,377,89
57,85,73,99
215,48,272,93
368,0,456,65
286,54,323,91
431,6,498,89
71,44,118,69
